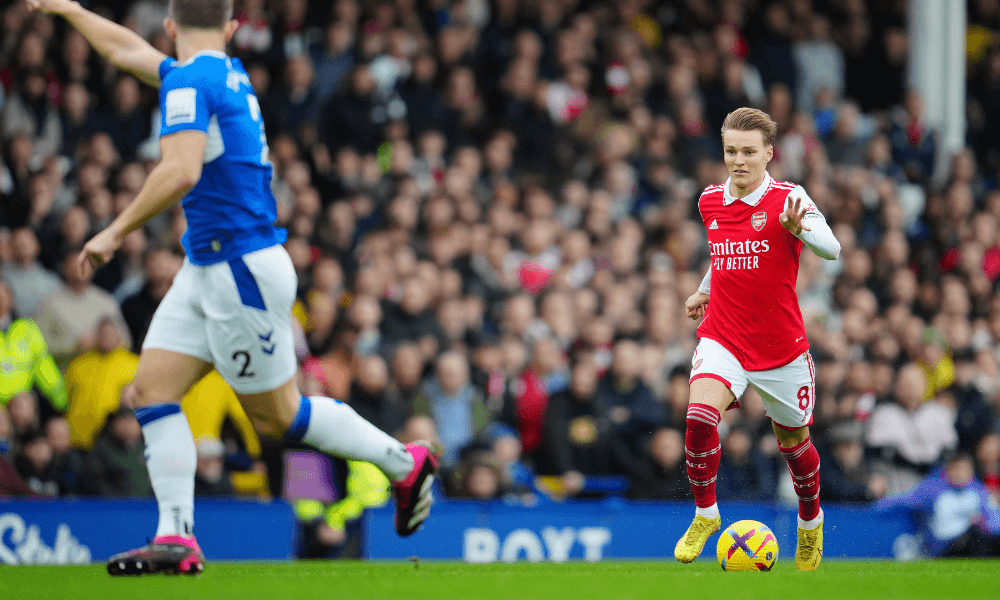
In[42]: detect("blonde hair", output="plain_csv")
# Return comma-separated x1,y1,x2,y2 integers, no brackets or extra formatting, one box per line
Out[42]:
721,108,778,146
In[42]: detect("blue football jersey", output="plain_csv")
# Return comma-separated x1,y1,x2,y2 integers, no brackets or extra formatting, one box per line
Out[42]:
158,51,286,265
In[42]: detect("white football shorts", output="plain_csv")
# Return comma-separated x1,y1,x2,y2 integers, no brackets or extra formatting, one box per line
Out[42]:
689,337,815,430
143,244,298,394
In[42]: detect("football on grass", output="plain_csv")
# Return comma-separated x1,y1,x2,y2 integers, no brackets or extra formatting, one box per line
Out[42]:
716,520,778,571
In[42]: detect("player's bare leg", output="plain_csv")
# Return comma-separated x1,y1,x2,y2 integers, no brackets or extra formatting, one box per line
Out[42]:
675,377,734,562
774,423,823,571
109,349,211,576
237,378,439,536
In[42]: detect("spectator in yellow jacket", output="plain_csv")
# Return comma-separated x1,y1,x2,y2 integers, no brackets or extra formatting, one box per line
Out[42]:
0,281,67,412
64,318,138,449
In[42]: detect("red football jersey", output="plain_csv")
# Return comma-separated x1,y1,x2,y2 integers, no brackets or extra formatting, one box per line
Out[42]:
696,174,809,370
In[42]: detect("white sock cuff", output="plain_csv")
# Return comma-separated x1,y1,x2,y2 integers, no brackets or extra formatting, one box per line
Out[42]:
798,509,824,530
695,503,720,519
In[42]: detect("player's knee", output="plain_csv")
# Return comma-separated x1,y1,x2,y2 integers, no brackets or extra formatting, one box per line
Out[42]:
127,381,173,408
244,406,295,439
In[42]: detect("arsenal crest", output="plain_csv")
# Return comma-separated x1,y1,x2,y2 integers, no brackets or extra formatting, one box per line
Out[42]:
751,211,767,231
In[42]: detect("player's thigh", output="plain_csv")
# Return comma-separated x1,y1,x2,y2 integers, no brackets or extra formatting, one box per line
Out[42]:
203,245,298,396
689,337,747,413
748,352,816,430
135,260,214,405
131,348,213,407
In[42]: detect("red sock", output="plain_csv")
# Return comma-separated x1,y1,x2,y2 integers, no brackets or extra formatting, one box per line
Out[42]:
685,403,722,508
780,437,821,521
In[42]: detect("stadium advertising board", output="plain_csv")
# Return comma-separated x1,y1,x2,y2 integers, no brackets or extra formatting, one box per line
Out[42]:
363,500,918,561
0,499,296,564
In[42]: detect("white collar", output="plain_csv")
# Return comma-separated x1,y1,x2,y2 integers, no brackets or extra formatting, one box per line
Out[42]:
181,50,229,66
723,171,772,206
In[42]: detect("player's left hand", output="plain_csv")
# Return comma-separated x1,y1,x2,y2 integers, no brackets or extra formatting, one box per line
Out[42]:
77,226,123,277
779,195,812,236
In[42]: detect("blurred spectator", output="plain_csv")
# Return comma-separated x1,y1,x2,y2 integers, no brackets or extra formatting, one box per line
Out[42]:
320,64,384,154
819,421,887,502
448,450,505,500
867,363,959,494
348,354,407,436
34,252,131,369
499,337,573,476
976,432,1000,495
64,318,138,450
45,416,87,495
877,453,1000,557
2,227,61,317
311,20,356,106
793,14,844,114
194,436,235,497
1,65,61,162
559,358,610,476
0,451,33,496
386,342,425,409
596,339,667,471
295,459,389,559
380,276,442,360
413,351,488,465
85,407,152,497
715,427,777,502
628,427,691,501
120,248,182,352
14,430,59,496
890,90,937,184
0,280,67,411
87,75,149,162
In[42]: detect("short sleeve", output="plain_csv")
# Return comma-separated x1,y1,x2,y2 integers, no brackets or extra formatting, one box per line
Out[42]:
159,63,212,137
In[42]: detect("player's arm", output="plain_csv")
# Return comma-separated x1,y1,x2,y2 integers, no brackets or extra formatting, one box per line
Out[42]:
685,268,711,320
78,131,205,273
26,0,166,87
779,188,841,260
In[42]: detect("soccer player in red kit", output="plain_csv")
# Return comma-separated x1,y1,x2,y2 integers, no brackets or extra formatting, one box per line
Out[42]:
674,108,841,571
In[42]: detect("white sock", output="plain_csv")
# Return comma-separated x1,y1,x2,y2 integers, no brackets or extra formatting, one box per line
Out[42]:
292,396,414,482
137,404,196,538
695,503,720,519
798,509,824,530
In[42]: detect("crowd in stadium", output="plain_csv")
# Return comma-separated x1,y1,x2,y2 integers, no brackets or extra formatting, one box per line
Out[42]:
2,0,1000,553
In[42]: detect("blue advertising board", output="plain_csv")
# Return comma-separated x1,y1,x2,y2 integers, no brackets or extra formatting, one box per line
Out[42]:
0,499,296,564
363,500,917,561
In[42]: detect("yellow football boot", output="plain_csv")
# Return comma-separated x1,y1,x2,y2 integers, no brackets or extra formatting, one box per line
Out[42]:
674,514,722,563
794,516,824,571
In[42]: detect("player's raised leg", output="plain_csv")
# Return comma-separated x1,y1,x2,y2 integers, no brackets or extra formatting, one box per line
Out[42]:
674,376,733,562
237,378,438,536
107,348,212,576
774,422,823,571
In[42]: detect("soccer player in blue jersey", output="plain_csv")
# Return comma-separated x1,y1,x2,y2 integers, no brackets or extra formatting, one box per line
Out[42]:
27,0,438,575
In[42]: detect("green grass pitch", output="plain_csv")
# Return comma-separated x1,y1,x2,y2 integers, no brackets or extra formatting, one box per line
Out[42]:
2,560,999,600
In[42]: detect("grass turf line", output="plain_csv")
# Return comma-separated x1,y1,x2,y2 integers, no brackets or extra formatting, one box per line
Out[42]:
1,560,998,600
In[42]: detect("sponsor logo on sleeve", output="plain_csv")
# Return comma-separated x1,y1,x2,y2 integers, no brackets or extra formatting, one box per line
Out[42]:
165,88,197,126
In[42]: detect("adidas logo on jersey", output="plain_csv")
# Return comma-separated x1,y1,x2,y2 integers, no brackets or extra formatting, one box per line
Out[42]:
709,219,719,230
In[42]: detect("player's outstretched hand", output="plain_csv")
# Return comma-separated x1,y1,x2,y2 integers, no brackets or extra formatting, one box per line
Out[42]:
779,195,812,236
77,227,122,277
685,291,709,320
25,0,75,15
